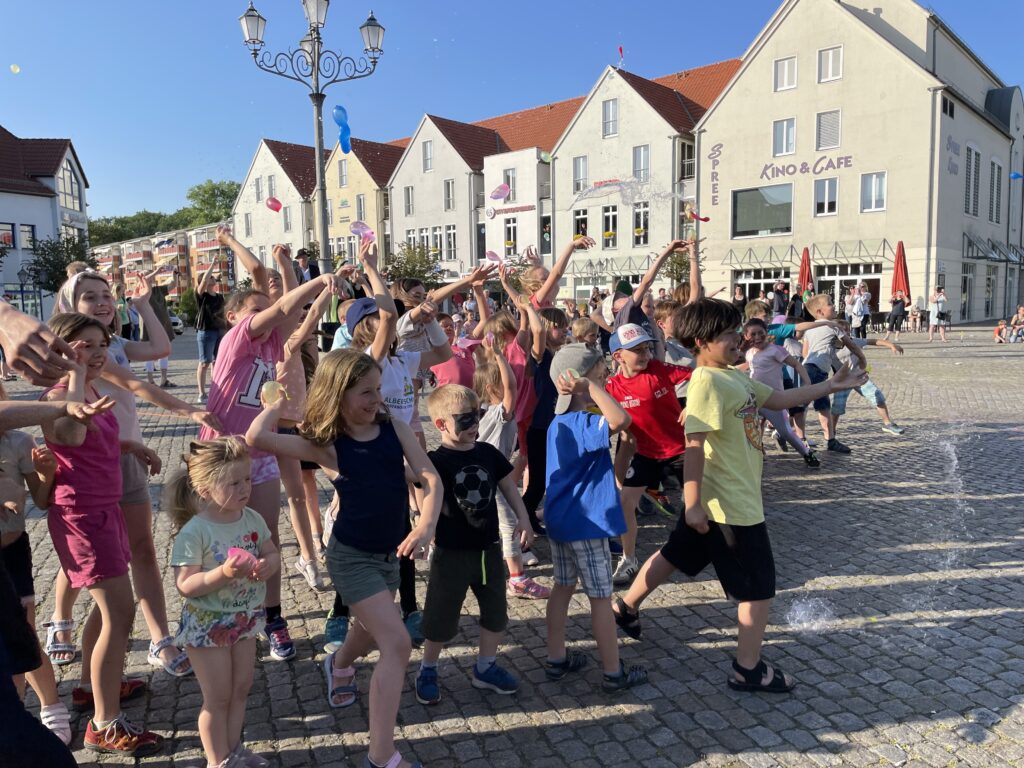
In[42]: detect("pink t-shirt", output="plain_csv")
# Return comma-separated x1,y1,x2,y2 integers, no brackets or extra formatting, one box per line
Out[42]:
431,338,477,389
201,315,284,459
507,337,537,424
745,344,789,392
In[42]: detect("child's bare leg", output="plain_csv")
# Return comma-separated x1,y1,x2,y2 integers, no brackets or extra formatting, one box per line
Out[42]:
87,575,135,723
618,486,644,560
590,596,620,675
735,599,771,670
188,645,233,765
23,602,60,707
50,570,80,664
816,408,833,441
301,470,323,546
226,638,256,753
619,551,677,613
80,603,102,687
279,456,315,562
421,639,443,666
479,628,502,660
544,583,575,661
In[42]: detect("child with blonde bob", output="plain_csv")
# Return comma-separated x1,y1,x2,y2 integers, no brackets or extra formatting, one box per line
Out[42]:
167,437,279,768
571,317,599,348
246,348,441,768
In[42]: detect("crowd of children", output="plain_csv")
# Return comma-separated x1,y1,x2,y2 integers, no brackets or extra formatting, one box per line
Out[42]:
0,227,908,768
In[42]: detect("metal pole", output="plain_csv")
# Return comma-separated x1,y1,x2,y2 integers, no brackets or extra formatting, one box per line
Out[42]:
310,26,332,276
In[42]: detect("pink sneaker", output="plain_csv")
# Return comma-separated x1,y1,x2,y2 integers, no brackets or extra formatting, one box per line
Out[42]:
507,576,551,600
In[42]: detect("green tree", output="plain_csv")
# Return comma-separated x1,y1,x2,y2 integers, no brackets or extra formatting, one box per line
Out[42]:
178,286,197,326
662,247,704,288
87,217,132,246
382,242,442,285
26,235,95,294
185,179,240,225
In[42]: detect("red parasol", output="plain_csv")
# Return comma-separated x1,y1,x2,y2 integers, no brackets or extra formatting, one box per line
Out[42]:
797,247,813,293
891,240,911,298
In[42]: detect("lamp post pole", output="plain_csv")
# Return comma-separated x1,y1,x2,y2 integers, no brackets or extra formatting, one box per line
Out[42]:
239,1,385,276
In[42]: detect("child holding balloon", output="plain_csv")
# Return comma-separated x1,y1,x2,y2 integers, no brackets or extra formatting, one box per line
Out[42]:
168,436,279,768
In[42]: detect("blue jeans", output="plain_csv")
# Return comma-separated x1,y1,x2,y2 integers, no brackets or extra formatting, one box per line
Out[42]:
196,328,223,364
804,364,832,412
831,379,885,416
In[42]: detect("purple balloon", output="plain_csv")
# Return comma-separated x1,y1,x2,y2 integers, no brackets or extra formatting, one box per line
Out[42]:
485,250,501,262
489,183,510,200
361,230,376,244
350,221,370,236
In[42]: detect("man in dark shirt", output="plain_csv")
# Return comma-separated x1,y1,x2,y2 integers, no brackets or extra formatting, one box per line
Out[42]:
194,265,225,403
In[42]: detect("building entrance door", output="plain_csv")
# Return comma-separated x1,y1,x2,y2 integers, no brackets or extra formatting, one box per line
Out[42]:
813,263,883,314
731,268,791,305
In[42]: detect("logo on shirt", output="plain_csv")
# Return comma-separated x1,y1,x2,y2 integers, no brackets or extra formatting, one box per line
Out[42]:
453,465,495,513
621,397,641,409
736,393,764,453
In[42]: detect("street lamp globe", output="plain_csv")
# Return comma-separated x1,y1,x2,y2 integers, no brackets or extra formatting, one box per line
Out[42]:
299,32,313,56
301,0,330,28
17,267,28,284
239,2,266,50
360,11,385,59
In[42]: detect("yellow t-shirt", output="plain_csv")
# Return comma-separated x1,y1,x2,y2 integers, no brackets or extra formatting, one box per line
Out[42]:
684,367,773,526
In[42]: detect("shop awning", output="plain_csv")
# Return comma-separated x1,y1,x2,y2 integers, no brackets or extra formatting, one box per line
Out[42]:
963,232,1002,261
564,253,656,277
722,239,895,269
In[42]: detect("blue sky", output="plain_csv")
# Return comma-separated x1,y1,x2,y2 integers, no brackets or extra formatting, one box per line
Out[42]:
2,0,1021,218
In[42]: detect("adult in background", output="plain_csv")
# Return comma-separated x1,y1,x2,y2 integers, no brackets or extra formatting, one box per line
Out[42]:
771,281,789,316
295,248,320,284
884,289,907,342
928,286,949,342
731,285,747,312
193,263,225,404
142,273,175,388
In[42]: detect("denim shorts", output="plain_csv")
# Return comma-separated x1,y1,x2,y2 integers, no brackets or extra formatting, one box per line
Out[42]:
804,364,833,412
831,379,885,416
196,328,222,364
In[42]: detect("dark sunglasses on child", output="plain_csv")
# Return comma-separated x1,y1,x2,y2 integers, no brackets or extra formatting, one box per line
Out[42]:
452,408,486,432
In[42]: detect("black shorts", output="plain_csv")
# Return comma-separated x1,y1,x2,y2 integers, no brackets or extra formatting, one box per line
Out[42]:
660,519,775,602
421,544,507,643
277,426,320,471
0,533,34,599
623,453,684,489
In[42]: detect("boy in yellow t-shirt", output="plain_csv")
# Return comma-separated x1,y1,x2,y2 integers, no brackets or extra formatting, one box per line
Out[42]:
612,298,865,693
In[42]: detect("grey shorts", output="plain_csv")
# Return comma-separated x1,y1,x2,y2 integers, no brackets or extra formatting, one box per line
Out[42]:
550,538,613,599
120,454,151,506
326,538,400,606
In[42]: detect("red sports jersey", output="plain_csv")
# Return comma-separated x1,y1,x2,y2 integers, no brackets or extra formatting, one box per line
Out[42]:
606,359,692,459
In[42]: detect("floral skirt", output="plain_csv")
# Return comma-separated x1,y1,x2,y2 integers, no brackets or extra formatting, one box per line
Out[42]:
176,604,265,648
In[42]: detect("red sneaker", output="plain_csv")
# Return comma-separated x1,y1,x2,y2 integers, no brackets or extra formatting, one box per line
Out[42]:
84,715,164,757
72,678,147,712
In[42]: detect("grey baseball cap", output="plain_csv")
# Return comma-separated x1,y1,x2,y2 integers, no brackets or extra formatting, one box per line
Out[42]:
550,343,605,415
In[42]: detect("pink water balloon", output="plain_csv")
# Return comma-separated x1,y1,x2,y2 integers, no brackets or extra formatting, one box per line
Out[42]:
226,547,258,569
489,183,510,200
361,230,376,244
265,197,282,212
350,221,369,235
485,250,501,262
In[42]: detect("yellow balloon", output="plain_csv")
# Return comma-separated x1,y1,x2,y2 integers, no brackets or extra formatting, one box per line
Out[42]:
10,64,20,74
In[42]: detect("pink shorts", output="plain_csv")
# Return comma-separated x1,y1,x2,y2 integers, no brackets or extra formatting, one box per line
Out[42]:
252,454,281,485
47,503,131,589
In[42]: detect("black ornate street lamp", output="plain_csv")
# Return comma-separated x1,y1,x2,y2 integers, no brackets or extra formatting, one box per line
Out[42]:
239,1,385,275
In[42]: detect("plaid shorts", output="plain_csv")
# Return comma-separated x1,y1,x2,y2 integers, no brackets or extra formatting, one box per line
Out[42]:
550,538,613,599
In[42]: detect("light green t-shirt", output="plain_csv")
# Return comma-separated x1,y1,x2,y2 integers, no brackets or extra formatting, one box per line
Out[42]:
684,367,773,526
170,507,270,614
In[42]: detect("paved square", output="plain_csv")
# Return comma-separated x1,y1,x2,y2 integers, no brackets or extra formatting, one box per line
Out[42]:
11,330,1024,767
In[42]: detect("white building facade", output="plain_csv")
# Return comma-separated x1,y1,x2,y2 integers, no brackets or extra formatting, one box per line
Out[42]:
481,148,552,265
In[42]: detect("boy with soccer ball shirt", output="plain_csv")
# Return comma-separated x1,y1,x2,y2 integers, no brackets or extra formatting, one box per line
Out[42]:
605,323,693,586
417,384,536,705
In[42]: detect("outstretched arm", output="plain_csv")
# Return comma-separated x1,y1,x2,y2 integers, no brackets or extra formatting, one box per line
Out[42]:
535,237,595,306
99,360,223,432
274,244,299,294
633,239,690,305
218,225,267,295
249,273,340,340
686,239,703,305
122,272,172,361
245,400,338,470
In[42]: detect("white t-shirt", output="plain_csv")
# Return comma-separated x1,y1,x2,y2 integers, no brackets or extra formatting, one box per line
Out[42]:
478,404,516,458
370,348,421,426
94,335,145,443
802,325,842,371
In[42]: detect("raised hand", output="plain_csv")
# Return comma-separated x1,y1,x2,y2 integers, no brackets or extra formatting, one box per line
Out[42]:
0,307,75,386
216,224,233,245
31,445,57,478
358,239,379,271
571,236,596,251
64,396,116,426
127,271,154,304
467,263,498,285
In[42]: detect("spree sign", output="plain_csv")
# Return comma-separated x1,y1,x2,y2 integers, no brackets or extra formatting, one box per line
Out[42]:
760,154,853,181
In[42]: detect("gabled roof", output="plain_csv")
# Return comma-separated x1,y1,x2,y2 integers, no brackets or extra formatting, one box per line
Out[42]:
474,96,586,152
427,115,509,171
0,125,87,197
616,69,702,133
349,138,405,188
263,139,332,199
653,59,742,111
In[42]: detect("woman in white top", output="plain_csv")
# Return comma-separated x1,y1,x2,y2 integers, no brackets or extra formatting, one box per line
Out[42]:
928,287,949,342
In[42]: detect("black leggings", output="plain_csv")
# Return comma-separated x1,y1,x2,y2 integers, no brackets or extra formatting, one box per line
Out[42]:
887,314,904,333
331,513,419,618
521,427,548,526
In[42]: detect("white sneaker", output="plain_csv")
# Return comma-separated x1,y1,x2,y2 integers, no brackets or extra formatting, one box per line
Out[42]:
195,393,207,404
612,556,640,587
295,556,325,590
522,550,540,566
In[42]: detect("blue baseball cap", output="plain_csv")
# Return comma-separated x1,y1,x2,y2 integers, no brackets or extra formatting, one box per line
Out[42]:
345,297,378,333
609,323,654,352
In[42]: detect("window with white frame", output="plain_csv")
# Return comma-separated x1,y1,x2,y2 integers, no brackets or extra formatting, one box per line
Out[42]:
57,159,81,211
772,118,796,156
445,224,457,261
326,204,333,226
254,177,263,202
258,245,267,261
602,206,618,249
814,178,838,216
989,160,1003,224
347,236,358,261
573,209,588,237
816,110,841,150
405,229,416,246
632,145,650,182
283,206,292,232
633,203,649,246
860,172,887,212
267,174,276,199
419,228,429,251
732,184,793,237
422,140,433,172
681,143,695,180
19,224,35,251
572,156,588,193
443,178,455,211
773,56,797,91
818,46,843,83
602,98,618,137
964,147,980,216
504,218,518,257
503,169,516,202
244,213,252,237
338,159,348,187
0,223,13,248
429,226,441,256
356,194,366,222
404,186,414,216
942,95,956,118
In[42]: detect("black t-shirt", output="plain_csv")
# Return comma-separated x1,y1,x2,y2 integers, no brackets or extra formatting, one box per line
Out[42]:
428,442,513,550
530,350,557,432
890,298,906,317
196,291,225,331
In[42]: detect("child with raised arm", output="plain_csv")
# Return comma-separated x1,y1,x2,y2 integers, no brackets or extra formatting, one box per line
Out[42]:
168,437,279,768
246,349,440,768
415,384,535,705
41,313,164,756
612,299,866,694
543,343,648,694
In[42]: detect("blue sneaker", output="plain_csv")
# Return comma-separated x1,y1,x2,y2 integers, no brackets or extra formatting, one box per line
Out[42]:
472,661,519,695
264,617,295,661
323,611,349,654
415,666,440,705
403,610,424,648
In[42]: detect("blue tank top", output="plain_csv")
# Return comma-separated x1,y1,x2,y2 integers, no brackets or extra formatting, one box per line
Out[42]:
330,420,408,553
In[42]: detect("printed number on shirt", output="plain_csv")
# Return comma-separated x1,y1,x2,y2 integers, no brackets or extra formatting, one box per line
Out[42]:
237,358,275,408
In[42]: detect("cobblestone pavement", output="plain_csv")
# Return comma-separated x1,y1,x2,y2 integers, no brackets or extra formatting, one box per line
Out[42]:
9,328,1024,767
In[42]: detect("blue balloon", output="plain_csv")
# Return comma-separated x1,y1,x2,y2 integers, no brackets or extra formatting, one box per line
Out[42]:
339,124,352,154
1011,171,1023,180
332,105,348,127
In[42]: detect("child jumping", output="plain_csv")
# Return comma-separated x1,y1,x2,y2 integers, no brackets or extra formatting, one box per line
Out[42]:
168,437,279,768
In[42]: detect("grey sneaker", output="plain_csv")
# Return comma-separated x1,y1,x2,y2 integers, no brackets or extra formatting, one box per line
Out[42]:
611,557,639,587
881,423,905,435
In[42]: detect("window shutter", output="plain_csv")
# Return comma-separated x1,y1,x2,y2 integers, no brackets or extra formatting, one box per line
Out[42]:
816,111,840,150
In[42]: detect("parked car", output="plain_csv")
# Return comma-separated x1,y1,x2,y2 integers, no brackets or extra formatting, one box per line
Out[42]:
169,312,184,335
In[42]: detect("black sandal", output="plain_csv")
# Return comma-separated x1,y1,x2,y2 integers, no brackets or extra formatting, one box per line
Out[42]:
727,659,796,693
613,598,642,640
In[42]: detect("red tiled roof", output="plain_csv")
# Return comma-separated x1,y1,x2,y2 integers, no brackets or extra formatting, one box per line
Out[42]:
0,125,79,197
653,59,742,111
474,96,586,153
388,137,411,149
616,69,702,133
427,116,508,171
263,139,332,199
349,138,405,188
